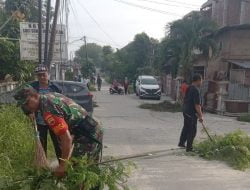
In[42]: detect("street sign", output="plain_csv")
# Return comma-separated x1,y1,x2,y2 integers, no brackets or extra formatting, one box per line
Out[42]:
20,22,68,62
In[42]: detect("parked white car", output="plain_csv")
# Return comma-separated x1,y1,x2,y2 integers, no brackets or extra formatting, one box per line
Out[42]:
136,75,161,100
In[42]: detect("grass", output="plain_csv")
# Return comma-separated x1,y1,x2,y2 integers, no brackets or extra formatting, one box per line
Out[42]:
193,130,250,170
139,100,182,112
0,105,34,187
238,114,250,122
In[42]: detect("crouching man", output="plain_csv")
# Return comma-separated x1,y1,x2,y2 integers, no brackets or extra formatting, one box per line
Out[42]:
14,84,103,177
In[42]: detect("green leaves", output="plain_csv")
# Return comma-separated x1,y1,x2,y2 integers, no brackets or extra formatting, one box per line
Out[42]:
194,130,250,170
0,105,136,190
2,156,136,190
162,11,218,80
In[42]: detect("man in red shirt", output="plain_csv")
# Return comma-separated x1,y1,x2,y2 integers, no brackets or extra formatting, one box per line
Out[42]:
180,80,188,98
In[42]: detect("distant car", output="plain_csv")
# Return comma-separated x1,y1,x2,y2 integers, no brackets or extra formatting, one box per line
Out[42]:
135,75,161,100
52,80,93,113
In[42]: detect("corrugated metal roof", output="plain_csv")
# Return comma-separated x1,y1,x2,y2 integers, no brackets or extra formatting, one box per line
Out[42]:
229,60,250,69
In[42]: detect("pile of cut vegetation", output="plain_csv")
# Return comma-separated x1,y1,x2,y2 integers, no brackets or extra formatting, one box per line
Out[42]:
0,105,135,190
194,130,250,170
139,100,182,112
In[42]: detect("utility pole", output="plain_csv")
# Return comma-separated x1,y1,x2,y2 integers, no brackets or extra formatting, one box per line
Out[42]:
44,0,51,65
47,0,60,71
38,0,43,65
83,36,89,78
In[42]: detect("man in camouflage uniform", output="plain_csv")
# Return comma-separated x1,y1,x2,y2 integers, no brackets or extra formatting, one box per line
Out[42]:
14,84,103,177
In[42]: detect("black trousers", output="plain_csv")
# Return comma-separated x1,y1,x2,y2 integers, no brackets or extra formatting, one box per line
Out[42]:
37,124,61,159
179,113,197,151
124,87,128,94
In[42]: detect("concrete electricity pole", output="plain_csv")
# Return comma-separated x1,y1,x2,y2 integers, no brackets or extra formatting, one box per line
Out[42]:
47,0,60,71
44,0,51,65
38,0,43,65
83,36,89,77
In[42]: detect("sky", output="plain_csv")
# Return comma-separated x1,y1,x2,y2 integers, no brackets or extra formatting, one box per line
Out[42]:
67,0,208,55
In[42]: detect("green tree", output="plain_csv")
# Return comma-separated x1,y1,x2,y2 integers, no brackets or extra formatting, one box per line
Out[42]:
0,39,35,81
74,43,103,78
161,11,218,80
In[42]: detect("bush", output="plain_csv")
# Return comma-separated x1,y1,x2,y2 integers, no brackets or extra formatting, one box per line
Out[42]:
193,130,250,170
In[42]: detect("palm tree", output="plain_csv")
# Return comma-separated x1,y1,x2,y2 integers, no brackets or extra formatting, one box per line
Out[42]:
162,11,218,81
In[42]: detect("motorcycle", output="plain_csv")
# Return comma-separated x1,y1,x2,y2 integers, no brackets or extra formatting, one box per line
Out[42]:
109,85,124,95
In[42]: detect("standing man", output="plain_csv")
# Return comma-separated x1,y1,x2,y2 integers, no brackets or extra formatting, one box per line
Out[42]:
123,77,129,95
178,74,203,152
97,74,102,91
29,64,62,159
14,85,103,180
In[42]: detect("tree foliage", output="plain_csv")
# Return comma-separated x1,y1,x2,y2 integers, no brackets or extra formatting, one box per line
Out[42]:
0,0,47,81
74,43,105,77
100,33,159,82
161,11,218,80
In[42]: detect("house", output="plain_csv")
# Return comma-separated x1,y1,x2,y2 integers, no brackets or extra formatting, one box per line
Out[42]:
197,0,250,114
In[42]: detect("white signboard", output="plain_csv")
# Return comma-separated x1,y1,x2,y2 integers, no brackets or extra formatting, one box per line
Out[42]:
20,22,68,62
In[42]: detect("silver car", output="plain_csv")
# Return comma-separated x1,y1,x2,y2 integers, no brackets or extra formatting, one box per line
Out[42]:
136,75,161,100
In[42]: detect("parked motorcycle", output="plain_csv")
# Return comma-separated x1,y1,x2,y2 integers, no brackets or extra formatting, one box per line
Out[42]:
109,85,124,95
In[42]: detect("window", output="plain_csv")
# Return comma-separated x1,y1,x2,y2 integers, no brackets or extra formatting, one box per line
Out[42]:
141,78,158,85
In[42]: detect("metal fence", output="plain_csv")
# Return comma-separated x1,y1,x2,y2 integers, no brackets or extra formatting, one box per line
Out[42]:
228,83,250,101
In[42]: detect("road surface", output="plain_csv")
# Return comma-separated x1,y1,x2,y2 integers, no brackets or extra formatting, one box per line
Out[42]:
93,86,250,190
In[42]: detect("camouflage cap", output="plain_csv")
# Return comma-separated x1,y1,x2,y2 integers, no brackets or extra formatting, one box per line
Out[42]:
13,84,36,106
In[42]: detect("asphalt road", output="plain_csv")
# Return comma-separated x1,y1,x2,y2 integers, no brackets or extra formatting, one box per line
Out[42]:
93,86,250,190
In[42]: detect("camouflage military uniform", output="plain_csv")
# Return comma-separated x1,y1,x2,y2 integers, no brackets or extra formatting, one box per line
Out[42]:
39,93,103,160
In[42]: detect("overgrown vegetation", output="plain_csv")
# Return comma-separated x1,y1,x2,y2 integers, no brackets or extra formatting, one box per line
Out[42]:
238,114,250,123
0,105,135,189
139,101,182,112
0,105,34,186
3,157,136,190
193,130,250,170
0,0,43,82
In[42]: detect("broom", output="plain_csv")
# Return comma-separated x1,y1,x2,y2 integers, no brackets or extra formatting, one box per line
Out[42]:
201,122,215,142
33,119,49,169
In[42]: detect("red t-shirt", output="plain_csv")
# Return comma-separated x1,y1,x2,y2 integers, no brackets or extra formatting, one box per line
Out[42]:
181,83,188,97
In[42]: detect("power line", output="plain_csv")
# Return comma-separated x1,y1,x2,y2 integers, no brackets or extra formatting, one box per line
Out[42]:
68,0,86,34
113,0,182,16
76,0,121,47
69,35,122,48
161,0,200,7
134,0,199,9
